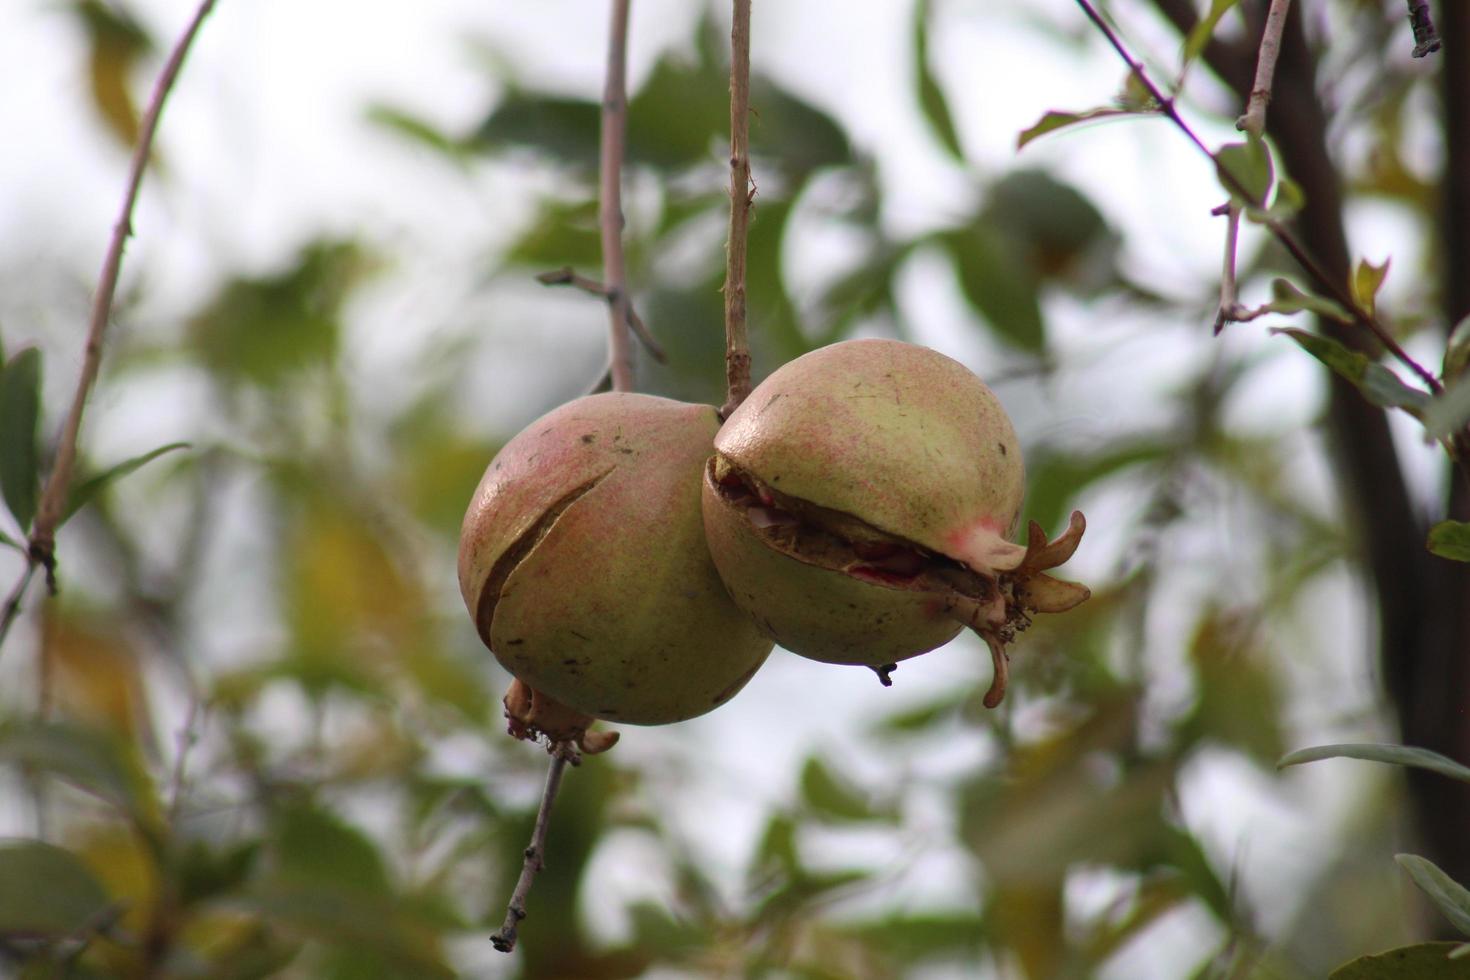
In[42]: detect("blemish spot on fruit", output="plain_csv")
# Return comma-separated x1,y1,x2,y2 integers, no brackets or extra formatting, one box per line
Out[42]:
507,638,525,646
570,630,590,641
562,658,578,665
998,443,1007,455
581,434,596,444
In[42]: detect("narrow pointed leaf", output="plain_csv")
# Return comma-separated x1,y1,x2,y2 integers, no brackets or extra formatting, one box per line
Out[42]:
1215,137,1274,206
1445,316,1470,381
1351,257,1391,317
1017,107,1138,150
1424,377,1470,440
1397,855,1470,938
63,441,191,524
0,348,42,532
1429,521,1470,563
1267,279,1351,323
1279,742,1470,784
914,0,964,160
1183,0,1240,67
1271,328,1429,415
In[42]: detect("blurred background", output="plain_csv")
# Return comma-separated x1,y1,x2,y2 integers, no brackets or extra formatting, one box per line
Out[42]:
0,0,1463,976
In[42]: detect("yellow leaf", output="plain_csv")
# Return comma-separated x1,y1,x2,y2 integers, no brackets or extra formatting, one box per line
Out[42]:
41,608,150,744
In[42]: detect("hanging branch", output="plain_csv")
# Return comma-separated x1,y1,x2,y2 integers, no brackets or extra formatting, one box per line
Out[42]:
1072,0,1442,397
490,742,579,952
721,0,754,419
600,0,635,393
0,0,219,655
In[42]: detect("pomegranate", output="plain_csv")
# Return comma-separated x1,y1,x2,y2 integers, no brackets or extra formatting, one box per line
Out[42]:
459,393,773,736
701,338,1088,705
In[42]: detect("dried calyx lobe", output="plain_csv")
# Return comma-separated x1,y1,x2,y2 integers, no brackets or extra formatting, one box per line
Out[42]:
700,338,1090,707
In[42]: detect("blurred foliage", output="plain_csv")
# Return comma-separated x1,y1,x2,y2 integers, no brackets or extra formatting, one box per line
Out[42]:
0,0,1456,977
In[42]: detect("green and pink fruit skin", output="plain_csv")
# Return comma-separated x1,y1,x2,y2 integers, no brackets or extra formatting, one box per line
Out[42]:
703,338,1028,666
700,474,965,663
459,392,772,725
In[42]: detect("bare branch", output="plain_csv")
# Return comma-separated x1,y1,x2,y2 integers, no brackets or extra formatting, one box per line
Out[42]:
1072,0,1443,396
536,266,667,362
1408,0,1441,58
599,0,635,393
721,0,754,419
1,0,219,651
1215,202,1244,334
1236,0,1291,137
0,562,38,656
490,742,579,953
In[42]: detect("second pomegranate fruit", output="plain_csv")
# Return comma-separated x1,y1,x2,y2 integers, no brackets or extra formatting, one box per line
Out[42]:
701,338,1089,705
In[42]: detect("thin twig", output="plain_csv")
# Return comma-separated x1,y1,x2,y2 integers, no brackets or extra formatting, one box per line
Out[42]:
1218,0,1288,329
490,742,578,953
1072,0,1443,395
1407,0,1441,58
1236,0,1291,137
721,0,754,419
0,562,37,654
1215,202,1243,334
1,0,221,647
599,0,635,393
535,266,667,361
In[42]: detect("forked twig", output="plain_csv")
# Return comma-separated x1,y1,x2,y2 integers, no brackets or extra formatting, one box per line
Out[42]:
1072,0,1442,396
721,0,755,419
536,266,666,361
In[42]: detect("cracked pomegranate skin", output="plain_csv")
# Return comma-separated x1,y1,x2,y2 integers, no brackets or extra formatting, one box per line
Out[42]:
458,392,772,725
702,338,1031,667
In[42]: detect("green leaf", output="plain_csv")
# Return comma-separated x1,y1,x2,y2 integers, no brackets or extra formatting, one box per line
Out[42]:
1445,316,1470,381
1181,608,1283,765
1215,137,1274,206
190,241,362,387
1017,107,1139,150
1278,742,1470,784
1429,521,1470,563
0,723,157,824
914,0,964,160
469,90,598,166
1271,328,1429,415
0,347,42,532
1328,943,1470,979
366,104,463,158
942,227,1044,352
1397,855,1470,938
63,442,191,524
1183,0,1240,67
1267,279,1351,323
1251,174,1305,221
0,840,113,939
1352,257,1391,318
272,805,391,896
799,756,882,823
0,528,22,553
1424,376,1470,440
